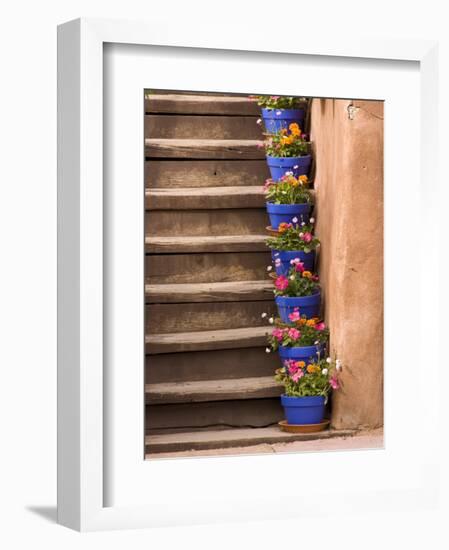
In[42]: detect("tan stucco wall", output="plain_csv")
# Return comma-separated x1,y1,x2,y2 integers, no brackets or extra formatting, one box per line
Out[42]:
311,99,384,429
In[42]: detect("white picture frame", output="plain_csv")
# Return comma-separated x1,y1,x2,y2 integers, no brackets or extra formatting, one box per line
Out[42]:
57,17,441,531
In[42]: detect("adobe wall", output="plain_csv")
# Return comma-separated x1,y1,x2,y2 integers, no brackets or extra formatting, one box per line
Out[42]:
310,99,384,429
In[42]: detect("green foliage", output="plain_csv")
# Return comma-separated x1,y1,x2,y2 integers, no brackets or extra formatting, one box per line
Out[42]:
273,267,319,298
264,125,310,158
267,317,329,351
252,95,307,109
266,224,320,253
265,174,312,205
274,357,341,398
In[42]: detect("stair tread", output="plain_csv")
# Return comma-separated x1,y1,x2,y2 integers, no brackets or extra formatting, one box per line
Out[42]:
146,375,280,404
146,325,270,354
145,185,265,210
145,279,273,303
145,426,357,453
145,139,264,159
145,94,259,115
145,234,268,253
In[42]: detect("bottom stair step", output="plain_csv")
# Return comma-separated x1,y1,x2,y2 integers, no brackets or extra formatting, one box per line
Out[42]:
145,426,357,454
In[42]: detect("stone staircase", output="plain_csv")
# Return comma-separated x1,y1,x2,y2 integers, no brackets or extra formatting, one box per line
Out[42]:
144,92,320,456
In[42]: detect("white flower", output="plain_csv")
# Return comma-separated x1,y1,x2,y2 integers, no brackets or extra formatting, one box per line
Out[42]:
322,368,328,376
299,232,304,237
293,258,300,263
276,110,282,115
261,312,267,318
310,217,315,224
266,265,273,272
292,217,298,223
314,340,319,345
265,347,271,353
269,317,274,324
301,222,306,226
256,118,262,125
290,275,295,280
326,357,332,364
275,259,281,266
336,359,342,371
274,252,280,257
293,165,299,169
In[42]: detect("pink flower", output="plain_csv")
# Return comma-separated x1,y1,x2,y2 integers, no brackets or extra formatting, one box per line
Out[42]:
275,275,289,290
288,309,301,322
301,232,313,243
315,322,326,331
291,370,304,382
272,328,285,342
329,376,340,390
287,328,300,340
295,262,305,273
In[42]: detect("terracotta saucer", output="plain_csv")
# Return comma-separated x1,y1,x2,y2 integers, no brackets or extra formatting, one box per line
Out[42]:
266,225,279,236
278,419,330,434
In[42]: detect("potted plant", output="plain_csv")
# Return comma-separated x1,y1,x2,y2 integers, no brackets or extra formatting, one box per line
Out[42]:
275,356,342,425
264,173,313,229
266,315,329,365
266,221,320,275
250,95,307,133
264,123,312,181
273,259,320,321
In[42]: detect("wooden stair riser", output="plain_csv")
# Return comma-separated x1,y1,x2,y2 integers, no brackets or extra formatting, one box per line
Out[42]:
145,251,271,284
145,160,270,188
145,234,268,254
145,209,269,237
145,398,283,432
146,347,280,384
145,139,264,159
146,281,273,304
145,115,262,140
145,94,260,116
146,301,276,334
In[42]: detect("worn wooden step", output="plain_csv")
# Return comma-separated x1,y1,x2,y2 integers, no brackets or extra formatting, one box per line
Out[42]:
146,300,276,335
145,160,270,188
146,376,281,405
145,234,268,253
146,325,270,354
146,280,273,303
145,94,259,115
145,426,356,454
145,115,262,140
146,397,283,432
146,186,265,210
146,346,279,384
145,251,271,284
145,139,264,159
146,208,268,237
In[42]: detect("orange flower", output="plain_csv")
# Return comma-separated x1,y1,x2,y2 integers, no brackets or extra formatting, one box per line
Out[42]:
278,222,290,233
299,318,307,325
302,270,313,278
306,364,315,374
299,175,309,185
289,122,301,136
306,318,316,327
297,361,306,368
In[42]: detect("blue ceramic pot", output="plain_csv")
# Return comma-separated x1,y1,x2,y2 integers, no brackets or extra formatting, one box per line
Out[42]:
266,202,312,229
275,291,321,322
262,108,305,134
281,394,326,425
278,344,324,364
266,155,312,181
271,249,316,275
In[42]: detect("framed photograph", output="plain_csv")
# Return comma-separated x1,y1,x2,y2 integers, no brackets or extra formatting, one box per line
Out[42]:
57,18,440,531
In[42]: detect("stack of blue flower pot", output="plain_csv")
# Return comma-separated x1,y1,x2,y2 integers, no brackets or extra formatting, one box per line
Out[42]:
255,96,331,427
